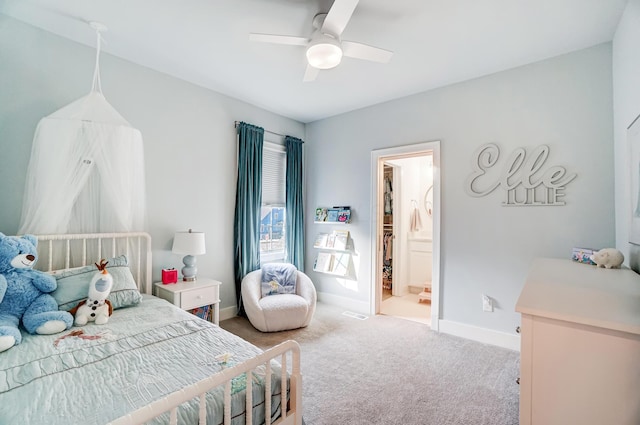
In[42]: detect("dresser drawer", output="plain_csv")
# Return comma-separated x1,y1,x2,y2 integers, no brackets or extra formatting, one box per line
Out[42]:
181,285,219,310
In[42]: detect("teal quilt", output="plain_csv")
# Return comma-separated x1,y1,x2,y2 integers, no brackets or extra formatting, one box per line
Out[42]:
0,295,286,424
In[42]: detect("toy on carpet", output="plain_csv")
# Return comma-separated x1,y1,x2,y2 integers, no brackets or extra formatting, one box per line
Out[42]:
590,248,624,269
69,259,114,325
0,233,73,353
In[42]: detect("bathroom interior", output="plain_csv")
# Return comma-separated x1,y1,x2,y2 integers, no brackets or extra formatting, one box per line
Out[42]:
380,153,433,326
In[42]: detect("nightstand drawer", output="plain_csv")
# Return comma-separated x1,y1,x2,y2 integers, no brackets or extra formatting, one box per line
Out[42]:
153,278,221,325
181,286,219,310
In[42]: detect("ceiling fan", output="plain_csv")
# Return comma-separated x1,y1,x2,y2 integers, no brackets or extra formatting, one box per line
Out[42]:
249,0,393,82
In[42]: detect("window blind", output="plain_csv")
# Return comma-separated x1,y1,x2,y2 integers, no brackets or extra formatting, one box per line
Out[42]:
262,143,286,206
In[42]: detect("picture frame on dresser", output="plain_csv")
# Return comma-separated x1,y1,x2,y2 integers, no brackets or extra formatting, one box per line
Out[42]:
627,112,640,245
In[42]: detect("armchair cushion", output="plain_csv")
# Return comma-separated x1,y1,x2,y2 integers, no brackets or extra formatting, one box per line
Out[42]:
261,263,297,297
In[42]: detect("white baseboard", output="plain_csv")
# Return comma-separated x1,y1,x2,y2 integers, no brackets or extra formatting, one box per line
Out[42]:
219,305,238,322
283,293,520,351
219,293,370,322
316,291,370,315
438,319,520,351
221,298,519,351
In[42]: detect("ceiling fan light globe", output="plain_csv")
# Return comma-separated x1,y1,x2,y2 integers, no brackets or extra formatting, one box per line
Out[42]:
306,42,343,70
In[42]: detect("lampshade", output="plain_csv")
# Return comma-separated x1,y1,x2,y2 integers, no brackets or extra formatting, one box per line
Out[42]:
172,229,205,281
172,230,206,255
306,35,342,70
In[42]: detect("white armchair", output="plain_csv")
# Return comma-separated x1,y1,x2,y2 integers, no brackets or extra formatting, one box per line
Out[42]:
241,268,317,332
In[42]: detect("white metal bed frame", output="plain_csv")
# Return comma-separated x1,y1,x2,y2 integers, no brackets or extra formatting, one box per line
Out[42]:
36,232,153,294
33,232,303,425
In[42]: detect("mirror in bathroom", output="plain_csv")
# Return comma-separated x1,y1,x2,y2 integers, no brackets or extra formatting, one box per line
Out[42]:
424,184,433,217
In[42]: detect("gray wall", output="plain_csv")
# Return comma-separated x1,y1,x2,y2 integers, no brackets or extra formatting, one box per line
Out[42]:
613,0,640,268
0,17,305,312
0,14,621,338
305,43,615,334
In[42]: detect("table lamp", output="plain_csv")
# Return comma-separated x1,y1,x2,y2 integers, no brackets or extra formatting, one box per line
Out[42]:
172,229,206,281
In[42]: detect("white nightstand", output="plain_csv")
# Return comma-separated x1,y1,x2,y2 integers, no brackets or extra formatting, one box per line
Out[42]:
154,278,221,325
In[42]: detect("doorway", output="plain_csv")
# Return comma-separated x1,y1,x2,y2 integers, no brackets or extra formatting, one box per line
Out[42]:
370,141,441,330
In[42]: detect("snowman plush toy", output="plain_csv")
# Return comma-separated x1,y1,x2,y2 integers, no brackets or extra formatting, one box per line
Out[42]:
70,259,114,325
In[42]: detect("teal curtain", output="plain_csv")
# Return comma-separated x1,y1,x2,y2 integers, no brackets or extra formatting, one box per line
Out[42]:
234,122,264,315
285,136,305,271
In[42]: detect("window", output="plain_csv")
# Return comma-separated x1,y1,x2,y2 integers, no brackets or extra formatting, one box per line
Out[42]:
260,142,286,262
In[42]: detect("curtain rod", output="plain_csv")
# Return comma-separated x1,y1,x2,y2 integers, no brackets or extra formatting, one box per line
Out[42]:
234,120,284,138
234,121,303,142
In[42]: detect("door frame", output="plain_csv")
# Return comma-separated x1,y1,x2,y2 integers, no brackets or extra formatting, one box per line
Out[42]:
370,141,441,331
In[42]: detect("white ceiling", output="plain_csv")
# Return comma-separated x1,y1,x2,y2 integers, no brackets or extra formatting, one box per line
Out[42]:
0,0,628,123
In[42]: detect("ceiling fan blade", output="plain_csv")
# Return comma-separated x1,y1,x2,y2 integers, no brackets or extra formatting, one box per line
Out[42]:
249,33,309,46
321,0,359,38
303,64,320,82
342,41,393,63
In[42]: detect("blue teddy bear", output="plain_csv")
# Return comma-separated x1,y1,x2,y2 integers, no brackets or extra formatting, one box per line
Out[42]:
0,233,73,352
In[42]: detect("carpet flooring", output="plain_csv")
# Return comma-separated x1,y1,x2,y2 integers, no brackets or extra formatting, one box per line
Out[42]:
220,302,520,425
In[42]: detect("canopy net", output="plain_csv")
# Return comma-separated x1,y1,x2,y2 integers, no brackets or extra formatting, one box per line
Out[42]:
18,23,146,238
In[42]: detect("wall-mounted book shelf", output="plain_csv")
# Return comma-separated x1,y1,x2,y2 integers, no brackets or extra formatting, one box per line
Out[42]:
313,251,351,276
314,206,351,224
313,230,350,251
313,229,353,277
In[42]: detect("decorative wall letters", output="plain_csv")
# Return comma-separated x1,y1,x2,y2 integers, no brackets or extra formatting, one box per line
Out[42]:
465,144,577,206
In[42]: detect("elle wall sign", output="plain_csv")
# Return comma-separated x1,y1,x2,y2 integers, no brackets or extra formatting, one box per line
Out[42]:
465,144,577,206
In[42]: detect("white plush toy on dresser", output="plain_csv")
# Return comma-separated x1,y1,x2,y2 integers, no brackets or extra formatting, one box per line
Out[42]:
70,259,114,325
590,248,624,269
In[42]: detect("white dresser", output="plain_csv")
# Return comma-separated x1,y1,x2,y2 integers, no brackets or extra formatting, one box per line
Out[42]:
516,258,640,425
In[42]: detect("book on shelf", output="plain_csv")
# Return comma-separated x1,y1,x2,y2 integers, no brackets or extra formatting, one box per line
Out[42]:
331,252,350,276
314,233,329,248
314,252,333,272
189,305,211,321
325,233,336,248
314,207,328,222
332,230,349,250
326,209,339,222
337,209,351,223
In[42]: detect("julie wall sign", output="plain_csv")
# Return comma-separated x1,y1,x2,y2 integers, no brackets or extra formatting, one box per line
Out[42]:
465,144,577,206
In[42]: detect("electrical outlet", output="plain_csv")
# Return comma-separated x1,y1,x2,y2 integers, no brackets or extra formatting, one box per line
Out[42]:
482,294,493,312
